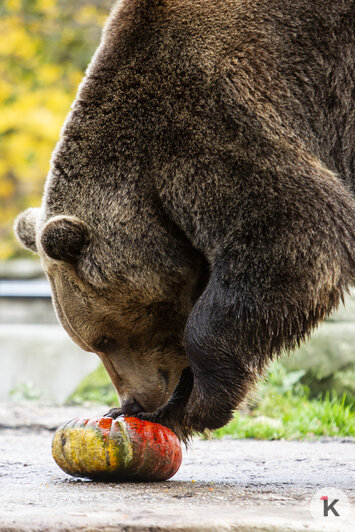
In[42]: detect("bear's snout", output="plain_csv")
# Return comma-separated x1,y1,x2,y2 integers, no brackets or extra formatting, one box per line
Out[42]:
120,398,144,416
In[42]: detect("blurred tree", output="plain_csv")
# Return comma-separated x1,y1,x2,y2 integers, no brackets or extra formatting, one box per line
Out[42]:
0,0,113,260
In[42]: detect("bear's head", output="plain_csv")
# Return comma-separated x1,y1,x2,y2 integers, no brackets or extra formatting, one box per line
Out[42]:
15,208,204,427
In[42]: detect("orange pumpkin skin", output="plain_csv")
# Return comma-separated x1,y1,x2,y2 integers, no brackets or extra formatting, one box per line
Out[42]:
52,416,182,481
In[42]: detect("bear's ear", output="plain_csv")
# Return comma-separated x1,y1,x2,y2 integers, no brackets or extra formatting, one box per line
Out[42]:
40,216,90,263
14,208,40,253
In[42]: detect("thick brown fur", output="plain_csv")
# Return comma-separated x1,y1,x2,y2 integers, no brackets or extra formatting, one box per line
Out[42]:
15,0,354,441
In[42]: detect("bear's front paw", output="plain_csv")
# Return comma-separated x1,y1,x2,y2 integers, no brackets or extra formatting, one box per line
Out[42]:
103,407,123,419
183,379,234,432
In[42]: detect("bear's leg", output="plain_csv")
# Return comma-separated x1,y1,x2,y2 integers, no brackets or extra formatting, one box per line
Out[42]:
182,161,355,432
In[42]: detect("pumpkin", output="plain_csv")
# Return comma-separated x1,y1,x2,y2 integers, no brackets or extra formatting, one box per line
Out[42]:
52,416,182,481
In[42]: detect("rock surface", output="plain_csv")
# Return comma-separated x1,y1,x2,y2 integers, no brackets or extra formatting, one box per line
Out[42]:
0,404,354,531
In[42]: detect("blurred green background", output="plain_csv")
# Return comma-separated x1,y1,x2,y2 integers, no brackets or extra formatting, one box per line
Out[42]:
0,0,113,260
0,0,354,439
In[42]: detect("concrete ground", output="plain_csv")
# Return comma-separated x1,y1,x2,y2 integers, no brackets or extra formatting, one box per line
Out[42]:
0,404,354,532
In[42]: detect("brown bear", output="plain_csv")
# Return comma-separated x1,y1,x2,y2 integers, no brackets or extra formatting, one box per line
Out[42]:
15,0,355,440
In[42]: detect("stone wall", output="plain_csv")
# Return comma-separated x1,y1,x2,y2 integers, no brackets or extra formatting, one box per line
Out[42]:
0,260,99,403
281,289,355,400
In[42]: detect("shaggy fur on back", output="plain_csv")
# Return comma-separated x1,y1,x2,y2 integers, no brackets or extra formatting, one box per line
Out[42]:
15,0,354,439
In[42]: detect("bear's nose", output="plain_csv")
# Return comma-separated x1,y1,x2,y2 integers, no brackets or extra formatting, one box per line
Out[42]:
120,398,144,416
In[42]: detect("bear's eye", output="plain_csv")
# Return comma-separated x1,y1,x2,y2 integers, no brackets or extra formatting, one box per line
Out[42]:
95,336,117,353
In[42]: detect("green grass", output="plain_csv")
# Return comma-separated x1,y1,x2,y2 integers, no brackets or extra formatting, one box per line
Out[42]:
67,361,355,440
212,364,355,440
67,364,118,406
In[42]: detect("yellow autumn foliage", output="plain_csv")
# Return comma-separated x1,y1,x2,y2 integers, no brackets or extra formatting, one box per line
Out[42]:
0,0,112,260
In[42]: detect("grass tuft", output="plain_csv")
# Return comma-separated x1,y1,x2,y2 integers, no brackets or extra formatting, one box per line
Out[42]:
212,363,355,440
